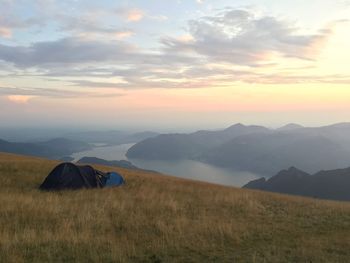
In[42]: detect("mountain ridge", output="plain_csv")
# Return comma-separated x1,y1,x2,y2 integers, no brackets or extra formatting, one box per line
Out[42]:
126,123,271,160
243,166,350,201
127,122,350,175
0,137,92,159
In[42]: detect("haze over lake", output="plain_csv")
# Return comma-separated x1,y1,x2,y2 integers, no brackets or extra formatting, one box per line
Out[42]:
72,143,260,187
72,143,134,162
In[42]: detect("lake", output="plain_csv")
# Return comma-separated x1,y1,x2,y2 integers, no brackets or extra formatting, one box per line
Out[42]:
72,143,261,187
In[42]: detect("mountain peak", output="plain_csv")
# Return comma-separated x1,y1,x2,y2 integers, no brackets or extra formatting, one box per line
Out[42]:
287,166,304,173
274,167,310,178
244,165,350,201
277,123,304,131
324,122,350,129
224,123,270,134
227,123,245,129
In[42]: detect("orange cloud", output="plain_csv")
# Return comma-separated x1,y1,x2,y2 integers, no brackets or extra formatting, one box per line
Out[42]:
115,30,134,39
7,95,34,103
78,30,134,40
126,9,144,22
176,34,195,43
0,27,12,38
303,20,348,59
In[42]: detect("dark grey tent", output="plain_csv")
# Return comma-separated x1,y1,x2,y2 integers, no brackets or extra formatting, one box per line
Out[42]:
40,162,118,190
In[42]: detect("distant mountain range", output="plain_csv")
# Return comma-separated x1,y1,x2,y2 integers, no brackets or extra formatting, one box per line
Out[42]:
0,128,159,145
0,138,92,159
64,130,159,145
127,124,270,160
277,123,304,131
127,122,350,175
0,130,159,160
243,166,350,201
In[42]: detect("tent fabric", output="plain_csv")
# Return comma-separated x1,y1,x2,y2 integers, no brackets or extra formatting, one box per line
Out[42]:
105,172,125,187
39,163,124,190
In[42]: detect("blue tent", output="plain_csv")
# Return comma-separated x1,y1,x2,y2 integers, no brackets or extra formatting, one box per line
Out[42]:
105,172,125,187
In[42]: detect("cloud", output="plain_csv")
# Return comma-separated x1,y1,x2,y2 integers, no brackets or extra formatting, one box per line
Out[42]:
127,9,144,22
149,15,168,21
175,34,195,43
7,95,34,103
116,8,145,22
0,3,46,31
0,86,123,99
115,7,166,22
0,6,347,93
77,30,134,41
114,30,134,39
56,10,135,40
0,27,12,38
0,37,136,67
0,36,197,69
0,3,139,41
162,8,334,65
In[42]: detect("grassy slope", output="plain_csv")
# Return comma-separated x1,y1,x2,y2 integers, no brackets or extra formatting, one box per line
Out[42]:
0,152,350,263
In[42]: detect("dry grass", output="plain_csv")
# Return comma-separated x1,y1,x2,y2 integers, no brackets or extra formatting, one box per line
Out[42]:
0,152,350,262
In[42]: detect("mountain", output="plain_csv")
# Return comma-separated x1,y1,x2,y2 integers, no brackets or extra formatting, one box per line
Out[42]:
277,123,304,131
292,122,350,149
0,138,91,159
203,133,350,175
77,157,139,170
126,123,270,160
65,130,159,145
0,128,75,142
243,166,350,201
0,139,49,157
38,138,92,155
127,122,350,175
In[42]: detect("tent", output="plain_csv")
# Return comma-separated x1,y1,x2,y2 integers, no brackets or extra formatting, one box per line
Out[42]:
39,162,124,190
105,172,125,186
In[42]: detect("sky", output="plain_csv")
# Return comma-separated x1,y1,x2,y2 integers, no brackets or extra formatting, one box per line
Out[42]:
0,0,350,131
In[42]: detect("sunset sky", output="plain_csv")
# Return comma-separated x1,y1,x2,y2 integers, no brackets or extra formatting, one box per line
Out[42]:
1,0,350,130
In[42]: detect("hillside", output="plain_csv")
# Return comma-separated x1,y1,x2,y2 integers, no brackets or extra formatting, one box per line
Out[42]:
243,166,350,201
1,152,350,262
0,138,91,159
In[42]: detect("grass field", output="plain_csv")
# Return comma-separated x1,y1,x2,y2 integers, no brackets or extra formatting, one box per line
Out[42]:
0,152,350,262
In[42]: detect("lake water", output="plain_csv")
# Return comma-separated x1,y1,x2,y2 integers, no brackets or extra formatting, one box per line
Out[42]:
72,143,261,187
